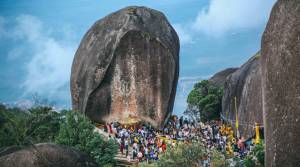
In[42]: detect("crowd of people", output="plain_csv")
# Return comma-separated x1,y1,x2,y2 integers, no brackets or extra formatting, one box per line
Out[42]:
102,116,262,165
104,116,201,163
199,121,261,166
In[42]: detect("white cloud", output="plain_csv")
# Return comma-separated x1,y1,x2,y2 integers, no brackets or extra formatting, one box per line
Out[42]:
173,24,193,45
192,0,276,36
174,75,211,115
2,15,76,101
178,75,211,94
179,75,208,85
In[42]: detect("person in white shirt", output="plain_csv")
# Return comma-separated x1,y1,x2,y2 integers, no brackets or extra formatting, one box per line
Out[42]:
127,155,131,162
133,142,137,150
137,151,143,162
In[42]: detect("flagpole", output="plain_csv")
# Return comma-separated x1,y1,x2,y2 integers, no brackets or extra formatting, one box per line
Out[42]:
234,96,240,138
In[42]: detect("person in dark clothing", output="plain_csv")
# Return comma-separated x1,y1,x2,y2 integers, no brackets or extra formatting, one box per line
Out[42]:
184,118,189,125
120,138,125,154
179,116,183,127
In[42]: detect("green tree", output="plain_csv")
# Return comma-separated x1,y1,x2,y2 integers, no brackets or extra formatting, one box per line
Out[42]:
186,80,223,122
0,104,118,166
55,111,118,166
55,111,94,152
86,133,118,166
25,107,63,144
0,104,28,147
0,104,66,147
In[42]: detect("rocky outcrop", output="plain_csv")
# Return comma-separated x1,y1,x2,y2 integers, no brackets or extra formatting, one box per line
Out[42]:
0,143,97,167
261,0,300,166
222,52,263,138
70,6,179,127
209,68,238,87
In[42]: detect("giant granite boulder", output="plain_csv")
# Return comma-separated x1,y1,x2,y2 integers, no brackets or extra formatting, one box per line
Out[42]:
222,52,263,138
71,6,179,127
209,68,238,87
261,0,300,166
0,143,97,167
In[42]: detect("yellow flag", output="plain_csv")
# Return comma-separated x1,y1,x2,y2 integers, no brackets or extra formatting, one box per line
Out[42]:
234,97,239,138
255,123,260,144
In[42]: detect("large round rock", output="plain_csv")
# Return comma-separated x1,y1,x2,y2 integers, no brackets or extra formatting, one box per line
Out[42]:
0,143,97,167
71,6,179,127
209,68,238,87
261,0,300,166
222,53,263,138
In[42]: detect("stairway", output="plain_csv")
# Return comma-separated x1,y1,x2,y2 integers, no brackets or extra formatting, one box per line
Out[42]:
114,150,138,167
94,127,138,166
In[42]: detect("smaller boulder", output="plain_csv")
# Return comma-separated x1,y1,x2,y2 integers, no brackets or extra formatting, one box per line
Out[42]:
222,52,263,138
209,68,238,87
0,143,97,167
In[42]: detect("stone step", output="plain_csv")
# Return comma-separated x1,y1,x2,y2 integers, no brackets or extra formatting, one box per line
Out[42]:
115,150,139,167
115,158,138,167
95,128,139,166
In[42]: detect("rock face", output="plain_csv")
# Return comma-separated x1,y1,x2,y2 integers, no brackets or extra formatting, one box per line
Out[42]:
222,52,263,138
261,0,300,166
71,6,179,127
209,68,238,87
0,143,97,167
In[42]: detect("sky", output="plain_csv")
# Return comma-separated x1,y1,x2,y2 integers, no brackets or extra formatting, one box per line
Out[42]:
0,0,276,115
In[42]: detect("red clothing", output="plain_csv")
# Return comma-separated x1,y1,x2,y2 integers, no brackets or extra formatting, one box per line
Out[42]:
108,124,112,134
162,143,167,152
237,140,245,151
120,143,124,154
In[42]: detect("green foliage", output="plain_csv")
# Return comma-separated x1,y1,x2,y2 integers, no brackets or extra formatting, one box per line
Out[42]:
55,111,118,166
140,143,228,167
139,163,158,167
0,105,118,167
55,111,94,152
253,142,264,166
156,143,207,167
186,80,223,122
86,133,118,166
25,107,63,144
243,142,264,167
0,105,28,147
243,156,257,167
0,105,66,147
231,142,265,167
210,149,229,167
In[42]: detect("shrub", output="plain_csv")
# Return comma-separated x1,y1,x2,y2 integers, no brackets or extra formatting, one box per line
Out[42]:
25,107,63,144
210,149,229,167
253,142,264,166
157,142,207,167
232,142,265,167
86,133,118,166
55,111,118,166
55,111,94,152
